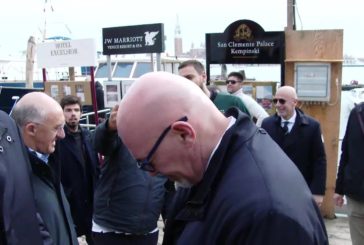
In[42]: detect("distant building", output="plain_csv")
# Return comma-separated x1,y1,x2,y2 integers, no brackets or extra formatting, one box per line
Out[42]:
173,15,205,59
174,15,183,57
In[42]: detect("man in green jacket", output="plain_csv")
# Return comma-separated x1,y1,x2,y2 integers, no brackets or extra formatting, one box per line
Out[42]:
178,60,250,115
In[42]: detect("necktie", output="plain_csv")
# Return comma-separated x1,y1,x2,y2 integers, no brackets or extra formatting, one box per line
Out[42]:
282,121,289,135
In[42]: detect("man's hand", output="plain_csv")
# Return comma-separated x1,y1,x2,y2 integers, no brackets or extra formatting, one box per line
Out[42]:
313,194,324,207
107,105,119,131
333,193,345,207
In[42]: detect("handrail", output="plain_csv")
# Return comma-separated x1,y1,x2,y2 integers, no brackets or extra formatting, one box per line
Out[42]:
80,108,111,130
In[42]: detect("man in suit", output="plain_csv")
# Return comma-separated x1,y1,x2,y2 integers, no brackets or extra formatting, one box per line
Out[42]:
261,86,327,206
334,102,364,245
12,92,78,245
0,110,43,244
58,95,99,244
116,72,328,244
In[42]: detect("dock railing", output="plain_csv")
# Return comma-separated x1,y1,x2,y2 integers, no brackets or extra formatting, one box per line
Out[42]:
80,108,111,130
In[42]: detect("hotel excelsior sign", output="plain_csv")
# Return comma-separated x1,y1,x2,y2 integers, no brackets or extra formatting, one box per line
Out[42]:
37,38,97,68
206,19,285,64
102,23,165,55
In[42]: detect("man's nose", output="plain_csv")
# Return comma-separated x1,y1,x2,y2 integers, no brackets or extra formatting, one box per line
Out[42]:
57,127,65,139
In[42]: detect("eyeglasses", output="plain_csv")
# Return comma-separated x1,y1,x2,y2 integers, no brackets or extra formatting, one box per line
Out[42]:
136,116,188,172
225,80,238,85
272,98,286,105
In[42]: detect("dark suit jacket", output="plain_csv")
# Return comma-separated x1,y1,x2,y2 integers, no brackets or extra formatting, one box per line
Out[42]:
261,108,327,195
0,110,43,244
58,126,99,236
29,150,78,245
163,108,328,245
336,102,364,201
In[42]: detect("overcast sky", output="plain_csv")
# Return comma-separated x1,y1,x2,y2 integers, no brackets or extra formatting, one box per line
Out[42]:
1,0,363,57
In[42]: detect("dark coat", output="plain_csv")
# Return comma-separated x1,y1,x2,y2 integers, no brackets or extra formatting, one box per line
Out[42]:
261,108,327,195
335,102,364,201
0,110,43,244
58,126,99,236
92,120,166,234
163,108,328,245
29,148,78,245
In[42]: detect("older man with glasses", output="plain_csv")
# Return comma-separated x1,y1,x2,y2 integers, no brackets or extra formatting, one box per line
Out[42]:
261,86,327,207
116,72,328,245
91,104,166,245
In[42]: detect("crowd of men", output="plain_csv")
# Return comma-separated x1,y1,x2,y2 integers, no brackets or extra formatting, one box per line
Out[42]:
0,59,362,245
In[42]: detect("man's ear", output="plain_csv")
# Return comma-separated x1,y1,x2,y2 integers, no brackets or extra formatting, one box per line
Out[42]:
24,123,37,136
171,121,196,146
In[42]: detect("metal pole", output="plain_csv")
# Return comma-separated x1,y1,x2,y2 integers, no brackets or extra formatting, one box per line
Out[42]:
287,0,294,31
90,66,99,125
107,55,112,81
42,68,47,82
156,53,161,71
150,53,154,71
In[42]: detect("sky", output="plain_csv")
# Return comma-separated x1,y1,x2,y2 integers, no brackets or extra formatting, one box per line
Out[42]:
0,0,363,58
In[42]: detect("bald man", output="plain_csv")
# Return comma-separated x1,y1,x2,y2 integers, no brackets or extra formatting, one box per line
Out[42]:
117,72,328,245
261,86,327,207
12,92,78,245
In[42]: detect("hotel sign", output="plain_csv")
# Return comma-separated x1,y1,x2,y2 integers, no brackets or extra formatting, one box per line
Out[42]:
206,19,284,64
37,38,97,68
102,23,165,55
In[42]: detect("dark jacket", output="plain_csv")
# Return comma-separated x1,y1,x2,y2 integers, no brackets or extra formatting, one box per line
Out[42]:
92,120,166,234
29,148,78,245
261,108,327,195
0,110,43,244
163,108,328,245
95,81,105,111
58,126,99,236
335,102,364,201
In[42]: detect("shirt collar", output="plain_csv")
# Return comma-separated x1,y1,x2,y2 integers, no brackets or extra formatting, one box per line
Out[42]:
281,109,296,124
28,147,49,164
206,116,236,170
232,89,243,96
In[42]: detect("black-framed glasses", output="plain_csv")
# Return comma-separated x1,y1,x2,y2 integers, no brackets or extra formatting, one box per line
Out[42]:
225,79,238,85
136,116,188,172
272,98,286,105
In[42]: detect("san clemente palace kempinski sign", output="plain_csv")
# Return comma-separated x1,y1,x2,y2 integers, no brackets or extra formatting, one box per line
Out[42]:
206,19,284,64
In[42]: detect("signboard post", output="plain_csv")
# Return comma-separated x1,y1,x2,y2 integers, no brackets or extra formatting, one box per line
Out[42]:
37,38,99,123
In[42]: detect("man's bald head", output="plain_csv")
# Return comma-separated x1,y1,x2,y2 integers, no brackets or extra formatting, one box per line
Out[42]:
274,86,298,120
12,92,65,154
275,86,298,100
12,92,62,126
117,71,229,185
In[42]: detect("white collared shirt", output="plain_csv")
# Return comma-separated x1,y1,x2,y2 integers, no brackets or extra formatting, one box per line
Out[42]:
205,116,236,171
28,147,49,164
280,110,297,133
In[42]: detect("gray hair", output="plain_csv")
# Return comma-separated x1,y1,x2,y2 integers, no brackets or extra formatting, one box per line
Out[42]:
11,103,47,127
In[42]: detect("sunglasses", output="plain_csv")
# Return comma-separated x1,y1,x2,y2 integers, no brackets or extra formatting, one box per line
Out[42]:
136,116,188,172
225,80,238,85
272,98,286,105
